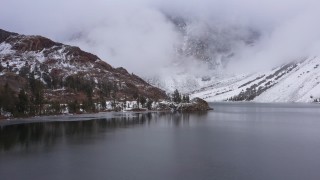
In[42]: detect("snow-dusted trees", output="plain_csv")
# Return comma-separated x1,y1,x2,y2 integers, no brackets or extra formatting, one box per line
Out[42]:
146,99,153,110
171,89,190,104
182,94,190,103
172,89,182,103
29,72,44,115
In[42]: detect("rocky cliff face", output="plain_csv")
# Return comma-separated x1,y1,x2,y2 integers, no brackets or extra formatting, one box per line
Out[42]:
0,29,167,103
168,15,260,69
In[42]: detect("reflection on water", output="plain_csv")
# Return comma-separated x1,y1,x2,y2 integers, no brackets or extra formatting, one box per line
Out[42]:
2,103,320,180
0,112,207,152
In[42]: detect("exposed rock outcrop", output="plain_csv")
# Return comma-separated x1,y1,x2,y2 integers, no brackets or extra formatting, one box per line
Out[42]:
156,98,213,112
177,98,213,112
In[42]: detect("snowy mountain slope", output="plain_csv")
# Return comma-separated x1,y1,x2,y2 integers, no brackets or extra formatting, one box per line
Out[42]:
255,57,320,102
0,29,167,102
191,57,320,102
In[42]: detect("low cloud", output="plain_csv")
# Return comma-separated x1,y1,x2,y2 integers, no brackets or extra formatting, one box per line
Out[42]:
2,0,320,77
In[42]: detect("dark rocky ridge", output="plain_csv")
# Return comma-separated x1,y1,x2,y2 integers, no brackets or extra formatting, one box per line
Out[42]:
0,29,18,42
0,29,167,103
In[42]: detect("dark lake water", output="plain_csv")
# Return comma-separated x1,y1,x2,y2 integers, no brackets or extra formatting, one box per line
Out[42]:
1,103,320,180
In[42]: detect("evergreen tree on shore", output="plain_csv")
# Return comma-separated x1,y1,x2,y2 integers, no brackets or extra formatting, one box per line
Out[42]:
16,89,29,115
172,89,181,103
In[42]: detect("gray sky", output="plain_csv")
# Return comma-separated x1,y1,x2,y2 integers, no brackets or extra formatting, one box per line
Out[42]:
1,0,320,75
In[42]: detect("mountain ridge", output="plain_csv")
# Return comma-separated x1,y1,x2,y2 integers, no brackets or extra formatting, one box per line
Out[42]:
0,28,167,107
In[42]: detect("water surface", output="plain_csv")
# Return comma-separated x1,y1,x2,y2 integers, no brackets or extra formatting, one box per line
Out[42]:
1,103,320,180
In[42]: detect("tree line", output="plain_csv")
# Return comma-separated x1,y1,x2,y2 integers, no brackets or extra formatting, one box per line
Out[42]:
172,89,190,103
0,71,122,117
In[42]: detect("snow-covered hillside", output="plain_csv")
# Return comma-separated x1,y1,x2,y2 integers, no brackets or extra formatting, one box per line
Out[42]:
191,57,320,103
0,29,167,102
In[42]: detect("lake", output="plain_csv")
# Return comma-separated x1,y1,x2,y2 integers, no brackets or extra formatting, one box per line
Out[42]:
1,103,320,180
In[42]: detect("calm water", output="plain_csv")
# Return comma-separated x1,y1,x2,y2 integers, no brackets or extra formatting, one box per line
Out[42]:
1,103,320,180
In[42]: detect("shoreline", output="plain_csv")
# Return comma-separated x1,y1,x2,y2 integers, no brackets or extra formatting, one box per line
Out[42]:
2,101,319,125
0,109,193,127
0,98,214,123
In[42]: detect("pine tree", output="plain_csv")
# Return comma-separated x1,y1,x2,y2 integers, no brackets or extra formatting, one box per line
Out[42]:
133,92,140,109
82,97,96,113
146,99,153,110
51,101,61,114
101,99,106,109
29,72,45,115
17,89,29,115
172,89,181,103
140,96,147,108
68,100,79,114
111,92,117,110
0,83,18,115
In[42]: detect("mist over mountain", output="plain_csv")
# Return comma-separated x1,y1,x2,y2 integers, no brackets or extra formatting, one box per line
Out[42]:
2,0,320,92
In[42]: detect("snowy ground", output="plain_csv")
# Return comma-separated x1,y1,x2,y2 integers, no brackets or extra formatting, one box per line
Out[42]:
191,57,320,103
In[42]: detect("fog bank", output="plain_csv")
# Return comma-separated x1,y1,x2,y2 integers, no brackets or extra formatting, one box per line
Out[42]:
2,0,320,78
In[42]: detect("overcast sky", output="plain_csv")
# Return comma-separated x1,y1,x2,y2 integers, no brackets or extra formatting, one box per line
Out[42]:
1,0,320,76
